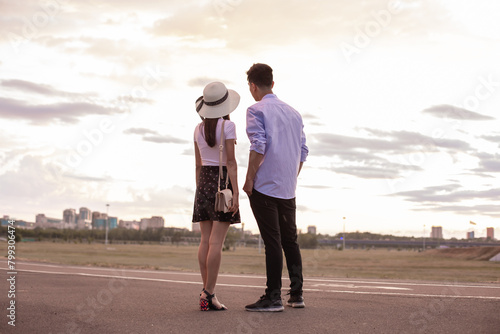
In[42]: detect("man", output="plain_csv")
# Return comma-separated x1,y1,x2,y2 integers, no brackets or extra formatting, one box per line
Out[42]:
243,63,308,312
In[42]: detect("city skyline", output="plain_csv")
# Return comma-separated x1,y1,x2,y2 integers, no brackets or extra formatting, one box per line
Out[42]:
2,208,496,240
1,1,499,239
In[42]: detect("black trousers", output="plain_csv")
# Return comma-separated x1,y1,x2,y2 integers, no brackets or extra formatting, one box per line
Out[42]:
249,189,303,298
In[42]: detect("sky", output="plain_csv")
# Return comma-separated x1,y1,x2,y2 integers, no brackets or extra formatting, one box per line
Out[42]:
1,0,499,238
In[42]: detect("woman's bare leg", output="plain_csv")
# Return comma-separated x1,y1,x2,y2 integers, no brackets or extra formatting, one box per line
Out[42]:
198,221,213,289
204,221,231,308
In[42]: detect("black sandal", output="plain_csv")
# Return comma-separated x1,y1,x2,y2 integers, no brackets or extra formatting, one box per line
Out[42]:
201,289,227,311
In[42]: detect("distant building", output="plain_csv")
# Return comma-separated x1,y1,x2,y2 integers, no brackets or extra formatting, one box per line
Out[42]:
192,222,201,233
63,209,77,229
1,216,35,229
430,226,443,239
140,216,165,230
307,225,317,235
93,216,118,230
92,212,107,230
108,217,118,230
119,220,141,230
467,231,475,239
36,214,63,229
486,227,494,240
79,207,92,220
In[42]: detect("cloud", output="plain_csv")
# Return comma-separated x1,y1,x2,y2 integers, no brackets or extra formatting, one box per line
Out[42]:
0,153,192,220
0,79,96,99
143,0,478,53
124,128,158,136
329,164,421,179
0,97,126,125
389,184,500,218
123,127,188,144
300,185,333,190
481,134,500,147
420,204,500,218
309,129,473,179
391,184,500,217
188,77,229,87
110,185,194,218
143,135,188,144
422,104,495,121
472,152,500,174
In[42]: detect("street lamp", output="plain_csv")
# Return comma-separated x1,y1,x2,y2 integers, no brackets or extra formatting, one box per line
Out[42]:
343,217,346,251
105,204,109,245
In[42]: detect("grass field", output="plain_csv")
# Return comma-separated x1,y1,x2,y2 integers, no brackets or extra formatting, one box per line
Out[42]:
10,241,500,283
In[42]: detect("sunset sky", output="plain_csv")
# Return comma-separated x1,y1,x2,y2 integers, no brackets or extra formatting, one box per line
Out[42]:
1,0,499,238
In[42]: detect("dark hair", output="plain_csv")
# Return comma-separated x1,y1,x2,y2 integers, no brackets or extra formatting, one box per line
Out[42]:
247,63,273,88
201,115,230,147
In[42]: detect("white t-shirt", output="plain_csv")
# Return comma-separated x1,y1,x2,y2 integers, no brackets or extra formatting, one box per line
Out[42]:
194,118,237,166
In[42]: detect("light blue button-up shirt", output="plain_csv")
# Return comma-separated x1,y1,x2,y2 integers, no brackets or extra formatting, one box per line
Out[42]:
246,94,308,199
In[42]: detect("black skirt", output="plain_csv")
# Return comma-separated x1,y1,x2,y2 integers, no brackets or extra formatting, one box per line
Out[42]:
192,166,241,224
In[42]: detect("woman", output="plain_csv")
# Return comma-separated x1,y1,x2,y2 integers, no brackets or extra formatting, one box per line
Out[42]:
192,82,240,311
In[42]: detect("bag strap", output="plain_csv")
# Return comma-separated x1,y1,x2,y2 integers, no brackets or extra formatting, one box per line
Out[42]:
218,119,229,191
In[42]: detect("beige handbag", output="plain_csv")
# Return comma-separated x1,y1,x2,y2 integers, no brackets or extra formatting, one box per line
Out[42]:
214,120,233,213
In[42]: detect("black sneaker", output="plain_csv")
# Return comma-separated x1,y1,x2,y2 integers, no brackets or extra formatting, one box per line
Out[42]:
245,295,284,312
286,292,305,308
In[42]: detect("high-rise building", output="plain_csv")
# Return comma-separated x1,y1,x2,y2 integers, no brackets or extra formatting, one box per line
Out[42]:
76,207,92,230
430,226,443,239
108,217,118,230
92,212,108,230
307,225,317,235
486,227,494,240
467,231,475,239
79,207,91,220
63,209,77,229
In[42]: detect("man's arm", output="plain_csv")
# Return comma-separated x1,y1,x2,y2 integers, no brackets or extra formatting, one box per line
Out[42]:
243,150,264,197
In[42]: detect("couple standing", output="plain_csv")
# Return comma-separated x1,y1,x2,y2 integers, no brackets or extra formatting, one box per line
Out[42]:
192,63,309,312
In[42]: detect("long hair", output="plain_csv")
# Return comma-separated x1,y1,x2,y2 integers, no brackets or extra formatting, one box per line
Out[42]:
202,115,230,147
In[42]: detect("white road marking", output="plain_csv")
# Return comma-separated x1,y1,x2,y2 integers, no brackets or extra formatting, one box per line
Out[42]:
4,260,499,290
3,266,500,301
311,283,412,291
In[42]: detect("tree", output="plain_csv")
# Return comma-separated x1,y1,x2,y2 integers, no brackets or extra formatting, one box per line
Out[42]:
171,232,182,246
298,233,318,249
224,227,239,251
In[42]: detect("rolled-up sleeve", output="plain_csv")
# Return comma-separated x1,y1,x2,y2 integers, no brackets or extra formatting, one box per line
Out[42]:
246,107,266,155
300,127,308,162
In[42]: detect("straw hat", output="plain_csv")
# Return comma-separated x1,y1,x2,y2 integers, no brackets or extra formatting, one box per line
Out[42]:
195,82,240,118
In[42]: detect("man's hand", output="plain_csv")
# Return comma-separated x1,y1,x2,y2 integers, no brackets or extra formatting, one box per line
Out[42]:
243,179,254,197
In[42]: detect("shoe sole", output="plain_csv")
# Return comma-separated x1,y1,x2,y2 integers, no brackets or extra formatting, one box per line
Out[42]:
286,302,305,308
245,306,284,312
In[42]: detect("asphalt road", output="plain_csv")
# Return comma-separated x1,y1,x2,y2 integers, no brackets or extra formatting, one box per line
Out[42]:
1,260,499,334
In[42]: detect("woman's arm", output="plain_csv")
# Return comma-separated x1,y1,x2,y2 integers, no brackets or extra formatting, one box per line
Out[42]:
225,138,239,215
194,142,202,187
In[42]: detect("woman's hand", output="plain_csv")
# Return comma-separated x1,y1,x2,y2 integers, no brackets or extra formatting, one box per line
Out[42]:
229,192,239,216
